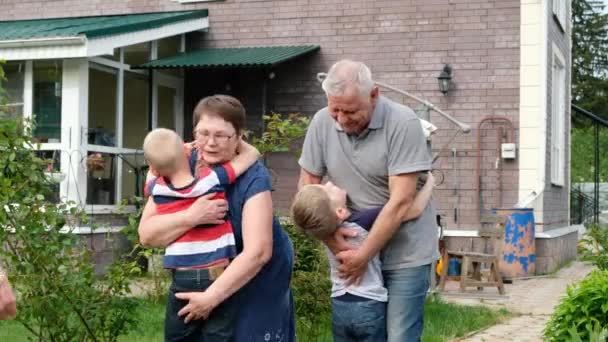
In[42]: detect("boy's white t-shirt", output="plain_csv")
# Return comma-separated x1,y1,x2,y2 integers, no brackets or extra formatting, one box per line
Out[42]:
326,221,388,302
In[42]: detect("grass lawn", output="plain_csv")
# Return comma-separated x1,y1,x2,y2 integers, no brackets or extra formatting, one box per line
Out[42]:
422,296,510,341
0,299,166,342
0,297,508,342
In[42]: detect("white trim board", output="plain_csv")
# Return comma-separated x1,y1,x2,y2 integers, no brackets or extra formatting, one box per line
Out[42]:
62,226,126,235
0,17,208,60
441,225,581,239
84,205,138,215
517,0,549,220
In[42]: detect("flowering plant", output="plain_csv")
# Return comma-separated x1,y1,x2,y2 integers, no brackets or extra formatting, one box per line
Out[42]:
86,153,106,171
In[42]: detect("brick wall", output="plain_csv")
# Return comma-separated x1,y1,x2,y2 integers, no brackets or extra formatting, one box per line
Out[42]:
2,0,522,227
543,2,571,230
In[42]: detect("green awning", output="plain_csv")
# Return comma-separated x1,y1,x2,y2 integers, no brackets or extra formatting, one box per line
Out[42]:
134,45,320,69
0,10,208,40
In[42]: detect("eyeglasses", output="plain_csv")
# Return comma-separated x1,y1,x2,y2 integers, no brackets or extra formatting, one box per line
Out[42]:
195,130,236,144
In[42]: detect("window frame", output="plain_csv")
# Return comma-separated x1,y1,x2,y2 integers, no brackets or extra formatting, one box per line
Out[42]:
172,0,224,3
15,34,185,210
550,45,567,186
552,0,567,32
1,61,26,118
86,35,184,206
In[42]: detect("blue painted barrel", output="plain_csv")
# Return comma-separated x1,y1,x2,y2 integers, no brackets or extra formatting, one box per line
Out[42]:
448,257,461,276
493,208,536,278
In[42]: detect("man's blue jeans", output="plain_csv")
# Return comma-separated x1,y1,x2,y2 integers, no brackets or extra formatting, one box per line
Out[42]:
383,264,431,342
331,297,387,342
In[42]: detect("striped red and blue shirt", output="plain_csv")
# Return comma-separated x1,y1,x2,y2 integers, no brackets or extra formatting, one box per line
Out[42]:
146,163,237,269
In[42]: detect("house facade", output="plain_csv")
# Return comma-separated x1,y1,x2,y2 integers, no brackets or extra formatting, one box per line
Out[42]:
0,0,574,274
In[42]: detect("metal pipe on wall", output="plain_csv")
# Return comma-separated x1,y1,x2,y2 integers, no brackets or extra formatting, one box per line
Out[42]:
476,116,515,221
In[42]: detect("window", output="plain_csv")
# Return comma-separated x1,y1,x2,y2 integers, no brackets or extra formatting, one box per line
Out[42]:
37,150,61,203
124,42,150,66
158,85,177,130
553,0,567,31
123,72,149,149
1,61,25,119
9,35,184,207
89,65,118,147
121,153,147,201
158,35,182,59
551,47,566,186
33,60,62,143
85,65,149,204
157,35,183,77
87,152,116,205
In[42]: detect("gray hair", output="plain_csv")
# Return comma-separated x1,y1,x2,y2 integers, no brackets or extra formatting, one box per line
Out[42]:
321,60,375,98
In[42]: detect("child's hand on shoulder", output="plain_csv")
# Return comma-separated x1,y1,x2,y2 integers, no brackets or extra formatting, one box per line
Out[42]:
427,171,436,187
183,141,196,154
238,140,261,158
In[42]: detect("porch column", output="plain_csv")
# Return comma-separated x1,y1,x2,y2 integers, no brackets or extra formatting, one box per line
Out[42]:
60,58,89,205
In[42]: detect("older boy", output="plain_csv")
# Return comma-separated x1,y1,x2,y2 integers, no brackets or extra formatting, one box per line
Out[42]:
291,174,434,341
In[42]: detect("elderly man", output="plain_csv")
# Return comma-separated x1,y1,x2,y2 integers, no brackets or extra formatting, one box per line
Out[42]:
0,266,16,320
298,59,438,341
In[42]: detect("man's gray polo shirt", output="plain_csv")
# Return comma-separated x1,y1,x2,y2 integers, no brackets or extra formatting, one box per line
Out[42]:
298,96,440,270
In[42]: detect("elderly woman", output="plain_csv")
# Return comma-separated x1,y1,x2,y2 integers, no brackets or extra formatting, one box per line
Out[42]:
138,95,295,341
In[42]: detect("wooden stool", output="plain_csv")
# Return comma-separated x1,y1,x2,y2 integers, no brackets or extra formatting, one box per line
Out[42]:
438,216,506,295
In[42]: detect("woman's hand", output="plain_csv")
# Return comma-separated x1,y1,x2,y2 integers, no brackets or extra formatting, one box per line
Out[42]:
175,291,220,323
0,273,16,320
186,193,228,226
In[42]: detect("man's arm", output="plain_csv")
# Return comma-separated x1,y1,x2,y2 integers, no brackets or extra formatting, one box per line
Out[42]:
402,172,434,222
297,168,322,189
359,172,418,259
337,173,418,282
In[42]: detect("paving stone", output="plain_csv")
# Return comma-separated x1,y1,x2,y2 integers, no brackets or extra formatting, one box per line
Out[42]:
444,261,594,341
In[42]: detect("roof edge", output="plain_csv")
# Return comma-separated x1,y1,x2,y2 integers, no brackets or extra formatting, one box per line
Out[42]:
84,10,209,38
0,35,85,48
134,44,321,69
269,45,320,67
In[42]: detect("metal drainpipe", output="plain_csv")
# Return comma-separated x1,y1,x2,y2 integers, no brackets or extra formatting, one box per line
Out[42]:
496,126,503,209
147,69,154,132
476,116,515,221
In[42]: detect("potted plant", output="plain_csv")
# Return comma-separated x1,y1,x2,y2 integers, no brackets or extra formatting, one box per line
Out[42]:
43,159,65,183
87,153,106,171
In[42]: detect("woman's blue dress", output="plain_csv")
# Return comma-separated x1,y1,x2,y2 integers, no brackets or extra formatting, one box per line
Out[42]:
190,153,296,342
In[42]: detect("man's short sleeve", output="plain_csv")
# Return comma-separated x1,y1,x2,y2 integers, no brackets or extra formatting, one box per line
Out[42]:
388,117,432,175
298,111,327,177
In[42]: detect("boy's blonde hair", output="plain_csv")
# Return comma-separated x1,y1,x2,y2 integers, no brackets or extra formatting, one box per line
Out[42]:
143,128,184,175
290,185,337,240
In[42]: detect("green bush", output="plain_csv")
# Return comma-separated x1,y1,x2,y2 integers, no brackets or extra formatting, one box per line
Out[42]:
283,221,333,339
247,113,310,157
544,270,608,341
578,224,608,270
0,63,138,341
118,197,170,303
567,321,608,342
